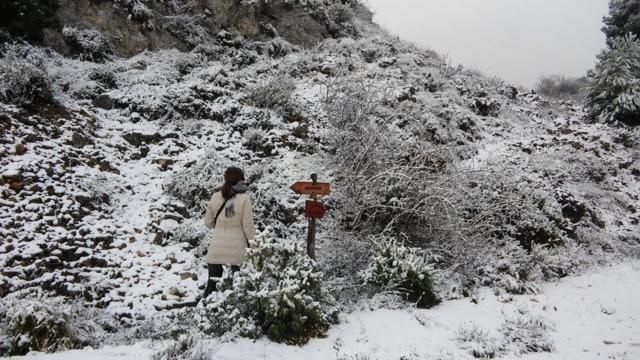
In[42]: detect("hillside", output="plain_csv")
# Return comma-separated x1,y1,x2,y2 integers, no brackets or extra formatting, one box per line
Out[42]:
1,0,639,358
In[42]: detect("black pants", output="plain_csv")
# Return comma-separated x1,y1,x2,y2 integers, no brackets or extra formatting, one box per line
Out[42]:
203,264,239,298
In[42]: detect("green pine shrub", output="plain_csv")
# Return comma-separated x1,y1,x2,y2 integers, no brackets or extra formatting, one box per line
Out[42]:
196,229,338,345
0,297,97,356
586,34,640,126
360,235,440,308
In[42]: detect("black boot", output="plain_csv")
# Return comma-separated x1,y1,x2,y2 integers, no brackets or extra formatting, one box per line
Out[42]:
202,279,219,299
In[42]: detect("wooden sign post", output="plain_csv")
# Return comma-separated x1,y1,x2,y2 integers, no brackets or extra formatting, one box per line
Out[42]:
290,173,330,260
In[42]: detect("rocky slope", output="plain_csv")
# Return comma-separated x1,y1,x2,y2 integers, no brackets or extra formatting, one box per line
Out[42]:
0,0,370,57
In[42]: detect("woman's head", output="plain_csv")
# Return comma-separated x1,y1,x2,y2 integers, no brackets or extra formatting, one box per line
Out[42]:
221,167,245,199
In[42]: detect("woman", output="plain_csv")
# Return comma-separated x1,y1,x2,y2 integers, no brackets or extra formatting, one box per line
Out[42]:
202,166,256,298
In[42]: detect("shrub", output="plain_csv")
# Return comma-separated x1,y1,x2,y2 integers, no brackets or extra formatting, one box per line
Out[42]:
0,43,55,109
586,34,640,126
115,0,154,27
245,76,296,113
500,315,554,354
0,297,98,356
196,230,338,345
161,0,210,48
62,26,113,62
456,323,503,359
327,4,355,24
360,235,440,308
536,75,589,101
166,149,237,212
152,334,209,360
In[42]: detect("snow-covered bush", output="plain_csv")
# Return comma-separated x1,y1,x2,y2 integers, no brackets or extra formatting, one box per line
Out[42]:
243,128,276,155
536,75,589,101
166,149,236,212
0,297,98,356
500,315,554,354
587,34,640,126
456,323,503,359
0,43,55,109
196,230,338,345
327,4,355,24
115,0,154,26
168,218,209,249
152,334,209,360
360,235,440,308
323,74,583,296
245,76,296,114
252,37,300,58
62,26,113,62
471,97,501,117
161,0,211,47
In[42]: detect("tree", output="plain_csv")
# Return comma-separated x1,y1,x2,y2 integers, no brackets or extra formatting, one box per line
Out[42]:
586,34,640,126
602,0,640,44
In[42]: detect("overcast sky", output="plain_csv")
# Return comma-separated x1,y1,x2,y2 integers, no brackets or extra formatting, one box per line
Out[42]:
365,0,610,88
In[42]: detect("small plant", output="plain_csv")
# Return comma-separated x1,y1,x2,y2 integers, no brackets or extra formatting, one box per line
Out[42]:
152,334,209,360
456,323,503,358
62,26,113,62
0,297,98,356
327,4,354,24
245,76,296,113
0,43,55,109
500,315,554,354
360,235,440,308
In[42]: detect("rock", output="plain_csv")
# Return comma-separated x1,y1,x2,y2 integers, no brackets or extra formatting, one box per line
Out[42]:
152,232,164,245
9,181,22,192
1,168,22,183
561,201,587,224
136,250,145,257
168,286,186,297
378,57,397,68
15,143,26,155
163,213,184,223
74,192,93,207
93,94,114,110
180,272,196,280
71,132,94,148
99,160,120,174
155,158,175,171
123,132,163,147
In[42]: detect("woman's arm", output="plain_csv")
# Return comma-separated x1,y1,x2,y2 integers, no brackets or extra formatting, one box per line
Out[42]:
204,197,216,229
242,195,256,245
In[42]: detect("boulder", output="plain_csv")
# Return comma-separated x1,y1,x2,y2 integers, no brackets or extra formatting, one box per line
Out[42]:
92,94,114,110
15,143,26,155
71,132,94,148
122,132,163,147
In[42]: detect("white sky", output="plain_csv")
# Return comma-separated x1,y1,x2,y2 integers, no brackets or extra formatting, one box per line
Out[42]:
365,0,609,88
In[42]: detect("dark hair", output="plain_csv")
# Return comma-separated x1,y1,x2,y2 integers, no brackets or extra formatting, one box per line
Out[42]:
221,166,245,200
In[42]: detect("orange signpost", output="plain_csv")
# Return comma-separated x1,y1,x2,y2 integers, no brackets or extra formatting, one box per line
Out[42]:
292,174,330,260
290,182,331,196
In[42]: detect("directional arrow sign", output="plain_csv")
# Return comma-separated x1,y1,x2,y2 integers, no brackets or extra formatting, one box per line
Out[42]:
290,181,331,196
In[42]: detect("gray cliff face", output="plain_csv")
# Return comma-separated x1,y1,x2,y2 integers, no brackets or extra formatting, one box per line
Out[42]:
2,0,345,57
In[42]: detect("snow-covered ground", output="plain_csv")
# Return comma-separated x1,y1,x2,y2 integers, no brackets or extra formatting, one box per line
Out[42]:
11,261,639,360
